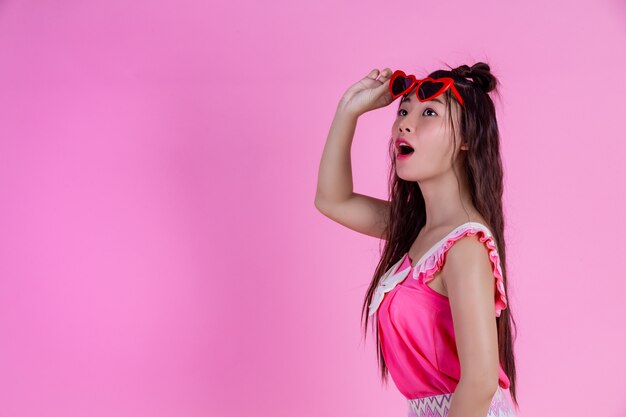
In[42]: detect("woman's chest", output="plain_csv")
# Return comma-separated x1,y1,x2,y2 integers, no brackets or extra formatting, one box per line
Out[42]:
379,275,449,321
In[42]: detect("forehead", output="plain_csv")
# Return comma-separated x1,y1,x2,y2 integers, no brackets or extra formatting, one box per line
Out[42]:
400,93,447,106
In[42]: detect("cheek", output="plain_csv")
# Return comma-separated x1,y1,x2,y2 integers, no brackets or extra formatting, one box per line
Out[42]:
391,119,401,131
415,136,454,170
415,130,448,156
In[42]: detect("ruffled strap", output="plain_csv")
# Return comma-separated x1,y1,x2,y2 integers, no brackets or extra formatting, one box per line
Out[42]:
414,223,508,317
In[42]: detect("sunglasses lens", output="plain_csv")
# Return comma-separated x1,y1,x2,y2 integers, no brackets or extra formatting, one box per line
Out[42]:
418,81,446,101
391,76,414,96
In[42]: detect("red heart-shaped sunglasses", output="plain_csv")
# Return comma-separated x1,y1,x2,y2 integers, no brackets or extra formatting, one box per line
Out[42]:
389,70,465,107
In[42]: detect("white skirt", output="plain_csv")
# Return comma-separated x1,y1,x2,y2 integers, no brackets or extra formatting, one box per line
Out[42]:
407,386,518,417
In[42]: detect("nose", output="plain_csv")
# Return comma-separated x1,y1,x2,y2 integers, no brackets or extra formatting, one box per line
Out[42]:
398,119,413,133
397,108,418,134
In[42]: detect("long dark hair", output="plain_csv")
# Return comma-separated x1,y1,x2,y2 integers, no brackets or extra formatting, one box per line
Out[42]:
360,62,519,409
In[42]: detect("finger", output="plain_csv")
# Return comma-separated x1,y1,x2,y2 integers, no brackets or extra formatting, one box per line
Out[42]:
377,67,392,81
366,68,380,80
376,68,392,86
374,78,391,95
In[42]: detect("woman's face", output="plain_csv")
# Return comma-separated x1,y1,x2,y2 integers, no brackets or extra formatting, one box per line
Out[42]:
391,89,464,182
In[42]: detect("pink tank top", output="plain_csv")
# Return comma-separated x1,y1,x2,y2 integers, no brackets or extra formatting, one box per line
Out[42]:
368,221,510,400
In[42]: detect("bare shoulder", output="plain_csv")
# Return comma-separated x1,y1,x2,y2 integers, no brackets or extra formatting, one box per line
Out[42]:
440,232,494,291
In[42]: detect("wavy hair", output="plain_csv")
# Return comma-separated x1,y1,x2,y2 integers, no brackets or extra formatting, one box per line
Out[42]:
360,62,519,409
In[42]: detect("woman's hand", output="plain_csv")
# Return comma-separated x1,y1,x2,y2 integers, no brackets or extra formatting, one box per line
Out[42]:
337,68,396,118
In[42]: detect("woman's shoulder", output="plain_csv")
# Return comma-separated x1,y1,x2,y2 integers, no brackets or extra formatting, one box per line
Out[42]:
436,219,508,317
440,218,498,262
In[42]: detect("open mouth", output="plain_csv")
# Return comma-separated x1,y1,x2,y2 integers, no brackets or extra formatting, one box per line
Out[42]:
398,143,415,156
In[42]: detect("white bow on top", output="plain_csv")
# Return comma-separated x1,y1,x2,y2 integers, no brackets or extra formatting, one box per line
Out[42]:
367,254,411,317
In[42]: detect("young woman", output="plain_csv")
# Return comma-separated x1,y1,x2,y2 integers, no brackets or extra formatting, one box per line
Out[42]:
315,63,519,417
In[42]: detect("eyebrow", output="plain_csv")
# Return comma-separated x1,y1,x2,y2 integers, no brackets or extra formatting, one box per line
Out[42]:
401,96,445,105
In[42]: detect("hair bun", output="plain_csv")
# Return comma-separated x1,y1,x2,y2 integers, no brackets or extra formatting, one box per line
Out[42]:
453,64,473,78
453,62,497,93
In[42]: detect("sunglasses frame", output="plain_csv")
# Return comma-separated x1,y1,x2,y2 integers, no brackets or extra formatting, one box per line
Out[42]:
389,70,465,107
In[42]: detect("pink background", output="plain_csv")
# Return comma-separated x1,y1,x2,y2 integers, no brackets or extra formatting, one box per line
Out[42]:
1,0,625,416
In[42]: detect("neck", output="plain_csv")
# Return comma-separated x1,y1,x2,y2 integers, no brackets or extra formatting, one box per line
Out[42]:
417,167,478,232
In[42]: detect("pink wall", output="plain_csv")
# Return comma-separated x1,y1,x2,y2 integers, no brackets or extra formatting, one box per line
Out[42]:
1,0,625,416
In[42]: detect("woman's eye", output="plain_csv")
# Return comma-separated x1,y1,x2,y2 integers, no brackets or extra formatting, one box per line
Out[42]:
397,108,437,117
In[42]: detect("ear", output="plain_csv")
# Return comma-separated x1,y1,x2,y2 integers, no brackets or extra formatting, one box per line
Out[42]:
460,143,469,151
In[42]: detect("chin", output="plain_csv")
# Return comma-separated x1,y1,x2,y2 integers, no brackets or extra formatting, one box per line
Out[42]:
395,169,422,183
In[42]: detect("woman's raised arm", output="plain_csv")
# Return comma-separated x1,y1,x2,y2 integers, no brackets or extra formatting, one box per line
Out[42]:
315,68,395,240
